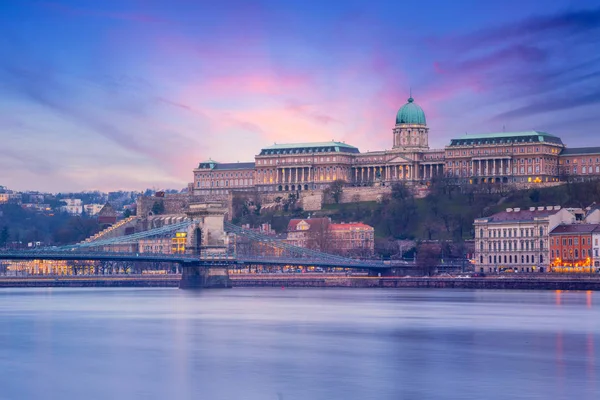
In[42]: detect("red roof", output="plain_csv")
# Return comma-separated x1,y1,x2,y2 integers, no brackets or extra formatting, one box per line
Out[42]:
550,224,600,235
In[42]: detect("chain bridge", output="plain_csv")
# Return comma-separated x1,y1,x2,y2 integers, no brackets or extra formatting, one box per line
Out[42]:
0,202,400,288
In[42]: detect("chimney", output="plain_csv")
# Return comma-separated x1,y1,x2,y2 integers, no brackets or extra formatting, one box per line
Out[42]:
506,208,513,213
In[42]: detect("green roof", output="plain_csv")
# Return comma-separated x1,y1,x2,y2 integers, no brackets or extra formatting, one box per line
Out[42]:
454,131,558,140
259,141,360,155
449,131,564,146
396,97,426,125
262,141,357,150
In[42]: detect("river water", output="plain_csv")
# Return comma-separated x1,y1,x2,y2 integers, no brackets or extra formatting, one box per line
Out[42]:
0,288,598,400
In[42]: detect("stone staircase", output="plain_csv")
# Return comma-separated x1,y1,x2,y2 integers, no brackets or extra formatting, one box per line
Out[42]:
83,216,138,244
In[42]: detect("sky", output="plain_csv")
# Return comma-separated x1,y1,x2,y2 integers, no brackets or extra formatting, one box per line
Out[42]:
1,0,599,192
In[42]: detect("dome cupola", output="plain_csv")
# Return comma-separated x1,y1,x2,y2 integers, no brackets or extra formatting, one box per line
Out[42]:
395,97,426,125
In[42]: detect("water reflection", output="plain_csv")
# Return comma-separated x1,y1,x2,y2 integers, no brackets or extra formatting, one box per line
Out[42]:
0,288,599,400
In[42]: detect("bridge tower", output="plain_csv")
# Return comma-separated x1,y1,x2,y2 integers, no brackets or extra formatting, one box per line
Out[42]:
180,202,232,289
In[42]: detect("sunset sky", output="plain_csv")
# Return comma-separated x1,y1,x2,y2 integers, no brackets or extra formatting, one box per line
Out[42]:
1,0,599,192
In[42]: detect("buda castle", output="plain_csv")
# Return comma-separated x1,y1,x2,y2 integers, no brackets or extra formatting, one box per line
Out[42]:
191,96,600,196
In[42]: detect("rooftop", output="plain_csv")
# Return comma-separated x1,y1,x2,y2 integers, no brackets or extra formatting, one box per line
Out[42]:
560,147,600,156
259,141,360,156
550,224,600,234
448,131,564,147
197,161,255,170
287,218,329,232
478,207,564,223
330,222,374,230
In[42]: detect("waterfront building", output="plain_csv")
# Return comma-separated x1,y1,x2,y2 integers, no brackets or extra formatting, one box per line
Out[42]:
594,230,600,267
191,95,600,196
329,223,375,256
473,206,580,273
286,218,374,255
549,224,600,272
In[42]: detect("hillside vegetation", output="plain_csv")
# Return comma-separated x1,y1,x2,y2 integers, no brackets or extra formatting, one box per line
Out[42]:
233,180,600,243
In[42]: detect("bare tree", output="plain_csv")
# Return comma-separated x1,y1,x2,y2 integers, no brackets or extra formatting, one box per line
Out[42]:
416,242,441,276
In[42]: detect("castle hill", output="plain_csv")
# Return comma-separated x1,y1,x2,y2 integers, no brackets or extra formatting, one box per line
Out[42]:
2,94,600,289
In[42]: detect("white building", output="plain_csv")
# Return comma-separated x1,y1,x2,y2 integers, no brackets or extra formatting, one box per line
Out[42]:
61,198,83,215
474,206,580,273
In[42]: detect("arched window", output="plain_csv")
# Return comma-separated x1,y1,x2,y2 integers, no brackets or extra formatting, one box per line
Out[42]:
575,249,579,259
540,240,544,250
521,255,525,263
480,242,484,251
480,229,484,238
526,255,530,263
540,255,544,263
539,227,544,236
480,255,483,264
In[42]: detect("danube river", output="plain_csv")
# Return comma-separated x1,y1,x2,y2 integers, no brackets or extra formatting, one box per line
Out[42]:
1,288,598,400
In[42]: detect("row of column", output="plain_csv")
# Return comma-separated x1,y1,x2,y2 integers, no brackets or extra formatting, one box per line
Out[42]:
264,166,353,184
471,158,511,176
257,163,448,185
352,164,444,182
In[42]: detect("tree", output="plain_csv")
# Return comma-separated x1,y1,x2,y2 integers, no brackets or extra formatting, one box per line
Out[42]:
151,201,165,215
0,226,9,248
391,182,411,201
329,180,346,204
307,219,332,252
416,242,441,276
123,209,132,218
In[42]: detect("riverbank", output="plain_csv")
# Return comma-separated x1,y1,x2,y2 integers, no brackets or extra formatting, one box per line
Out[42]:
2,274,600,290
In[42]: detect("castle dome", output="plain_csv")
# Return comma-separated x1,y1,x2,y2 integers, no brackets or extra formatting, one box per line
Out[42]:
395,97,426,125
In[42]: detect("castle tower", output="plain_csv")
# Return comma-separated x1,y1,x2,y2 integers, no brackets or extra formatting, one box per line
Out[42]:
392,96,429,151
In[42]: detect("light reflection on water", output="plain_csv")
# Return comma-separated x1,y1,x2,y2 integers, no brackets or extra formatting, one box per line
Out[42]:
0,288,599,400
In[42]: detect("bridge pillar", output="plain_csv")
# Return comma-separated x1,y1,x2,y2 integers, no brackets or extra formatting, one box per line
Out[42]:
180,202,233,289
184,202,229,256
180,264,232,289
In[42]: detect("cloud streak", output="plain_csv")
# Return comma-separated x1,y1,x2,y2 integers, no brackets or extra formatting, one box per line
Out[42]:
1,1,600,191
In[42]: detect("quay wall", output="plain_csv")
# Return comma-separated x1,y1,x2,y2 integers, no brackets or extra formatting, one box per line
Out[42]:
3,275,600,290
0,276,180,288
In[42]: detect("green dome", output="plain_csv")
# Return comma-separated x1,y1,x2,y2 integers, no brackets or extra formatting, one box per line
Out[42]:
395,97,426,125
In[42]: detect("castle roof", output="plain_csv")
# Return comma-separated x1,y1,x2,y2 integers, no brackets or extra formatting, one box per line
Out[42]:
448,131,563,147
259,141,359,156
560,147,600,156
